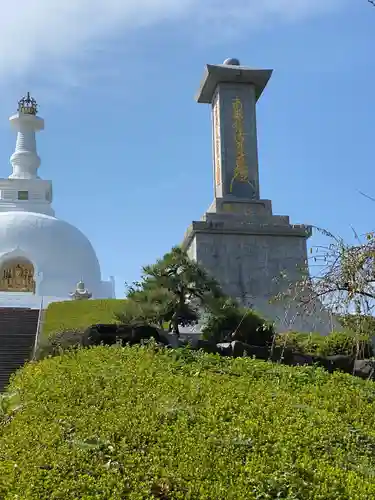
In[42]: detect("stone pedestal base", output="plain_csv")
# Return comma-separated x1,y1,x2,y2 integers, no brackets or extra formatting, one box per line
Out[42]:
182,198,335,334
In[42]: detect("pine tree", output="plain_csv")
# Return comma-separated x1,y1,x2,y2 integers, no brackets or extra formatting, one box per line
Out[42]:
120,247,223,336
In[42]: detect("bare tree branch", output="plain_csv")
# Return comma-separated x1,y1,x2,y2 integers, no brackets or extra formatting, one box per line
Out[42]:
359,191,375,202
369,0,375,6
274,228,375,323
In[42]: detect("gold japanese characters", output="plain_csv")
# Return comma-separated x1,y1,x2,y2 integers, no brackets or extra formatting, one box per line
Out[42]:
230,97,249,191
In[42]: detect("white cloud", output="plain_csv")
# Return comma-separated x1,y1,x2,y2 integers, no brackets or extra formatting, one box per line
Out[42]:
0,0,342,87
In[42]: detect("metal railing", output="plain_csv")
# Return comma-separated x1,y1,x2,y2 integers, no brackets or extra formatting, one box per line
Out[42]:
32,296,44,359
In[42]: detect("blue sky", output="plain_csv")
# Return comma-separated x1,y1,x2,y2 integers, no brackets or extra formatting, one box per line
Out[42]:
0,0,373,297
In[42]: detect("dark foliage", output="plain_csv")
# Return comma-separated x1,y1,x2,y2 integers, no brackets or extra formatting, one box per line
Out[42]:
34,329,93,360
202,297,274,347
118,246,223,335
36,324,170,360
86,323,169,346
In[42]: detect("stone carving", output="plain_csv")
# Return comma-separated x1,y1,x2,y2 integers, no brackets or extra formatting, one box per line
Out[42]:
231,97,248,187
0,260,36,293
230,97,257,199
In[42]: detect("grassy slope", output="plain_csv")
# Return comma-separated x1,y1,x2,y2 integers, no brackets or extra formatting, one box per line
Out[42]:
1,346,375,499
42,299,126,337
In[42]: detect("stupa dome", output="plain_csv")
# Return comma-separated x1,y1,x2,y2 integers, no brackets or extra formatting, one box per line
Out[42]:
0,94,115,305
0,211,101,297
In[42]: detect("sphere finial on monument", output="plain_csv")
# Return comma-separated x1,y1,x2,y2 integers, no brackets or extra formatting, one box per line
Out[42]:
223,58,241,66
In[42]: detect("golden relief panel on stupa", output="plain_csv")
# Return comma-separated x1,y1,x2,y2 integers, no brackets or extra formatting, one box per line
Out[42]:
0,260,36,293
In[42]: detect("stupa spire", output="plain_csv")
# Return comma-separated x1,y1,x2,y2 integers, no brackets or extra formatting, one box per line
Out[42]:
9,93,44,180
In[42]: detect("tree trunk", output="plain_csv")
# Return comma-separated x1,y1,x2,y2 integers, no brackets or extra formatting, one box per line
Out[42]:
170,315,180,337
171,292,186,338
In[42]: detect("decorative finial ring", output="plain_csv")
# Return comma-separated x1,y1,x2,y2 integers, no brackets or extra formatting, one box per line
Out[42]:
18,92,38,115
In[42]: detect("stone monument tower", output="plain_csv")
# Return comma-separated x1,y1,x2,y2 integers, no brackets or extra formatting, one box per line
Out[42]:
182,59,333,333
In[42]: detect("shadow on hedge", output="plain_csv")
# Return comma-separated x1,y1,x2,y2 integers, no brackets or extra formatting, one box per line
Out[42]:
35,324,375,382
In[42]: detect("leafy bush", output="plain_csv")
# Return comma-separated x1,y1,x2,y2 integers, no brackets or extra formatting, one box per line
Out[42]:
34,328,93,360
115,293,171,328
85,323,169,348
35,323,168,361
42,299,126,338
2,346,375,498
202,298,274,347
321,331,372,358
338,314,375,337
276,330,373,358
38,300,127,360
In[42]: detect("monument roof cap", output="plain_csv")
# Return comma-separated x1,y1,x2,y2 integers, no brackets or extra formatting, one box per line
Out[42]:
195,63,273,104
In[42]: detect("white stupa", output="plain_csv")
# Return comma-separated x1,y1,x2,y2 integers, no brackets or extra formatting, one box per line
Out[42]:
0,93,115,307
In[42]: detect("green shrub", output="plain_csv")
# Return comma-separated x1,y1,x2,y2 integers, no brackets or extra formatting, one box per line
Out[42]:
2,346,375,498
34,328,92,361
320,331,372,358
276,330,373,358
35,323,165,361
42,299,126,338
338,314,375,337
202,298,274,347
275,331,325,355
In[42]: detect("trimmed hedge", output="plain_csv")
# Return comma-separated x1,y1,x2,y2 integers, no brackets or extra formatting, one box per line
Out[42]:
34,328,93,360
275,330,373,358
42,299,126,338
2,346,375,498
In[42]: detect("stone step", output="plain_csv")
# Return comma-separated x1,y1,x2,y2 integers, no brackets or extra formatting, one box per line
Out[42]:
0,308,39,392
